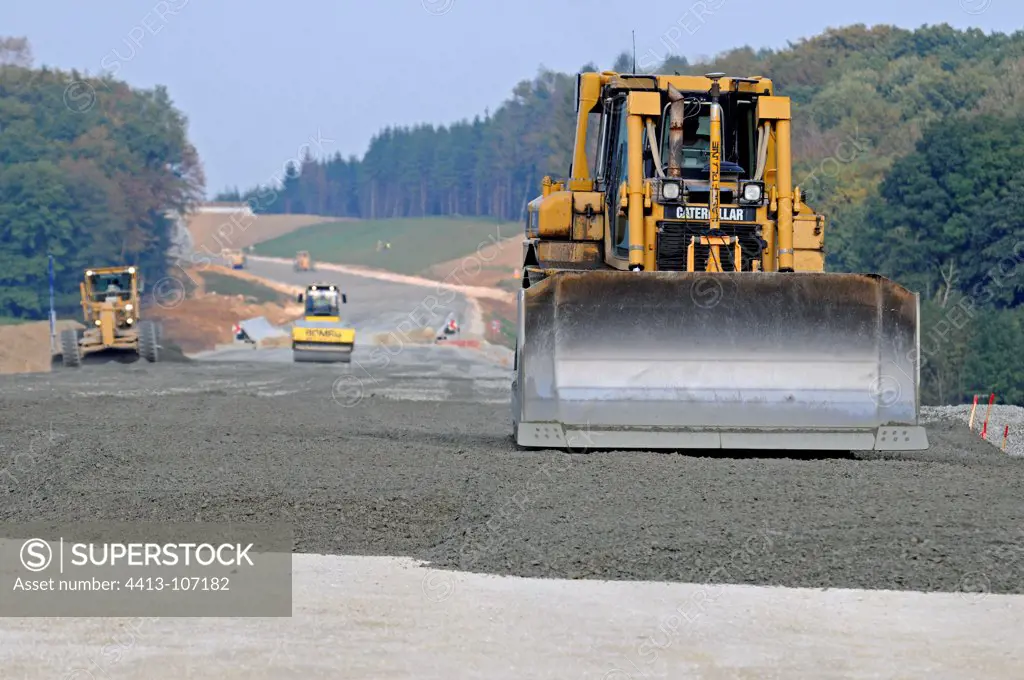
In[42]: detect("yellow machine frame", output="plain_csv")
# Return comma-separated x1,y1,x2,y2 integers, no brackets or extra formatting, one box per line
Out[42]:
522,71,821,275
291,283,355,363
58,265,161,367
294,251,314,272
511,70,926,452
223,249,246,269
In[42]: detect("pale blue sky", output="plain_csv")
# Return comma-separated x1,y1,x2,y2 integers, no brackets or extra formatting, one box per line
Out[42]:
3,1,1020,196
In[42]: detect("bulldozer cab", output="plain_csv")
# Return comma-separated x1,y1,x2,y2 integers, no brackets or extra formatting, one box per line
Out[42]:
297,285,346,318
563,72,785,273
675,110,713,172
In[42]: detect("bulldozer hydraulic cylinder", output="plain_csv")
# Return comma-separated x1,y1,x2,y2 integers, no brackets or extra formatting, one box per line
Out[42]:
627,114,645,269
775,118,795,272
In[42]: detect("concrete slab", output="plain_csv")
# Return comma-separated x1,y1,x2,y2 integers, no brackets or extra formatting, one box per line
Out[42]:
239,316,286,343
0,554,1020,679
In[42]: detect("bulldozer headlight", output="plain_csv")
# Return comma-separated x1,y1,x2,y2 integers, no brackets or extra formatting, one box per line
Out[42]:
126,317,133,325
86,270,94,277
128,266,136,274
661,181,681,201
741,182,764,203
125,303,133,311
95,319,102,326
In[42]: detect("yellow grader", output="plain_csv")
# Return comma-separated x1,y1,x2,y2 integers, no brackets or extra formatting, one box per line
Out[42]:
511,71,927,452
294,251,314,271
223,248,246,269
56,266,162,368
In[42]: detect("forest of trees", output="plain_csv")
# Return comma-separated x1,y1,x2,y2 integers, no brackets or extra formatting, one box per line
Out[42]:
857,113,1024,404
0,38,203,318
219,23,1024,404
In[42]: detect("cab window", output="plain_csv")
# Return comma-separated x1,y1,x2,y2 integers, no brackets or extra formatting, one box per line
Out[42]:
305,292,338,316
90,274,130,300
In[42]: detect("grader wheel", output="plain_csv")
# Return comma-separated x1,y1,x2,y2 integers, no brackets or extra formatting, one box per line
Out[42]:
138,320,161,363
59,328,81,368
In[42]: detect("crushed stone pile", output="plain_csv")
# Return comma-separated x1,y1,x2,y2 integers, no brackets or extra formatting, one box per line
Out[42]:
923,405,1023,457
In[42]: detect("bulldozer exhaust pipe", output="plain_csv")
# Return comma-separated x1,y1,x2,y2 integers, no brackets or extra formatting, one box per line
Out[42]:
666,85,685,179
707,74,723,236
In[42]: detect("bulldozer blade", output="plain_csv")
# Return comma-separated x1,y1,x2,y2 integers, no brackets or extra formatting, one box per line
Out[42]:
512,270,927,452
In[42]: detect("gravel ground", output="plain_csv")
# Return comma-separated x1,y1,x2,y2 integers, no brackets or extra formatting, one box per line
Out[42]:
1,360,1021,596
923,404,1024,457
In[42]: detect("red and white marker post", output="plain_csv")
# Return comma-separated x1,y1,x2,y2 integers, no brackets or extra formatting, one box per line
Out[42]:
980,393,996,439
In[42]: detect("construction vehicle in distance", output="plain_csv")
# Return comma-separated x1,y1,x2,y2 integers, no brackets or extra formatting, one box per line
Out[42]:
223,248,246,269
511,70,927,452
294,250,314,271
435,313,460,342
56,266,162,368
232,322,255,345
291,283,355,362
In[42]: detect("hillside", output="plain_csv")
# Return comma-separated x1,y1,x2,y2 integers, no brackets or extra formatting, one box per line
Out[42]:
0,319,82,374
425,235,523,289
253,217,518,276
184,211,343,254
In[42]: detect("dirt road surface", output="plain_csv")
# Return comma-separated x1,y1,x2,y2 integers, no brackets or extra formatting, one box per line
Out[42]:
1,263,1022,678
184,212,344,254
0,320,83,374
205,256,479,340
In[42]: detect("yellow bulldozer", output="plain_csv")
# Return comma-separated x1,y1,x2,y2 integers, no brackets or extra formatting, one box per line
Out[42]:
56,266,162,368
223,248,246,269
511,71,927,452
294,250,314,271
291,283,355,362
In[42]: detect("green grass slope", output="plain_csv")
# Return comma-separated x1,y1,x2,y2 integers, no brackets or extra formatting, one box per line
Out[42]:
199,272,285,305
252,217,518,276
